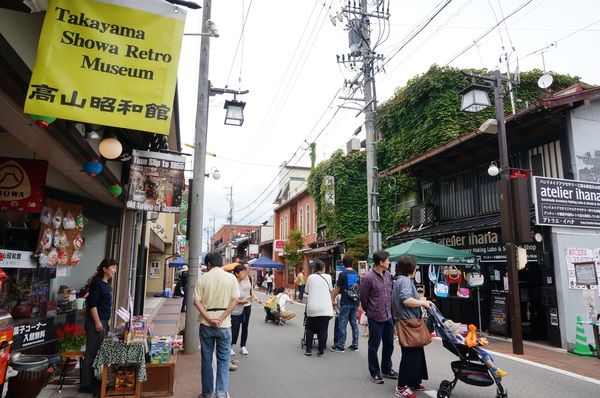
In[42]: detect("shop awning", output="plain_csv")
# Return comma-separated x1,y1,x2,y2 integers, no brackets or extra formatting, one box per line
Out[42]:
307,244,338,253
169,257,187,268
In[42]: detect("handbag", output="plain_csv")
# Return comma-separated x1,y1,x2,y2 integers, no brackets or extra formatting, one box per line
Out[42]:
466,270,484,287
428,264,436,282
397,316,432,348
434,266,449,298
445,265,463,284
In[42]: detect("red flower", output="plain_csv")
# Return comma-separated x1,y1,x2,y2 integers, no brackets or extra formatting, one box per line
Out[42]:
56,323,86,353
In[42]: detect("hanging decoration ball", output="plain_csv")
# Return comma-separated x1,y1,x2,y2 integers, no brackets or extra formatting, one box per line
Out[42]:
99,137,123,159
83,159,102,177
29,114,56,128
107,184,122,198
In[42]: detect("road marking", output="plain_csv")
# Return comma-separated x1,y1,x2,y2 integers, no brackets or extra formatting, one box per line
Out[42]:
487,349,600,386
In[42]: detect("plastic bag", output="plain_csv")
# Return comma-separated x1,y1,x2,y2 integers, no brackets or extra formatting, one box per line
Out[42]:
73,234,84,250
40,228,52,250
47,248,58,266
76,212,87,231
57,250,68,266
70,251,81,265
63,211,76,229
40,206,52,225
52,207,63,229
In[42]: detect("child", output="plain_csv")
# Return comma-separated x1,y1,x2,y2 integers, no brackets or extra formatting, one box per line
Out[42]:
358,303,369,337
444,320,507,378
331,293,341,350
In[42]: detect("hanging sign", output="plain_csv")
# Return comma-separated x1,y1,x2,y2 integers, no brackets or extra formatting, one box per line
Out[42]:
24,0,186,135
126,150,185,213
0,158,48,213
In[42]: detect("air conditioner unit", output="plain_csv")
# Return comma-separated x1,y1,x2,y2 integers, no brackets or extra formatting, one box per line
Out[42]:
410,204,435,227
346,138,360,154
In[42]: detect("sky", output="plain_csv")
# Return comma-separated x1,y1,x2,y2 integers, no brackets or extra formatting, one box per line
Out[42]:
175,0,600,244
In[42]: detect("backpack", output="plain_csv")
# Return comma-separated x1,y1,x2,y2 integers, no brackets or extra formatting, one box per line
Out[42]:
347,282,360,302
268,294,281,315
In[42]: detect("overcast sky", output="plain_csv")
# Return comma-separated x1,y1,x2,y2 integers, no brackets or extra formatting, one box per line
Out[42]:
175,0,600,244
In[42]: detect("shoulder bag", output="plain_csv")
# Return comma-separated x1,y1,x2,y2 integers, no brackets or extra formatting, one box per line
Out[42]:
397,312,432,348
434,266,449,298
466,269,484,288
445,265,463,284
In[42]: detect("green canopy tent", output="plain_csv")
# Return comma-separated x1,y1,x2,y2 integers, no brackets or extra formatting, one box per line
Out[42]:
367,238,477,265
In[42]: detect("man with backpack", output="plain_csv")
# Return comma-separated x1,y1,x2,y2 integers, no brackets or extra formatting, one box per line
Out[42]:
330,254,360,352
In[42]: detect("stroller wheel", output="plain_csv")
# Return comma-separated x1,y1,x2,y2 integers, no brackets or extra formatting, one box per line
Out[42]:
496,387,508,398
437,388,451,398
300,338,305,349
440,380,452,390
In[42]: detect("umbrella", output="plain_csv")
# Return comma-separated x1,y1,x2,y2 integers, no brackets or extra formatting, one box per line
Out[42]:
222,262,240,271
368,238,477,265
248,257,284,269
168,257,188,268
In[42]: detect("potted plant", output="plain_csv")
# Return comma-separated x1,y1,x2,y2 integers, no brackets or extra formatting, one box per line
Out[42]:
55,323,86,373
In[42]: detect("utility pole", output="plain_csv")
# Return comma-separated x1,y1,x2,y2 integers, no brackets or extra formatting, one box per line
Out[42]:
337,0,389,255
225,185,234,262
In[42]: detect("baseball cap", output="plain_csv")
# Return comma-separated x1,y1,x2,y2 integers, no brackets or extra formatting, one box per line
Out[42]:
181,265,188,272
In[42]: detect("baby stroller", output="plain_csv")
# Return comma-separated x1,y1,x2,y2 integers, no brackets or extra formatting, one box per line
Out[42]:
300,309,318,349
427,306,508,398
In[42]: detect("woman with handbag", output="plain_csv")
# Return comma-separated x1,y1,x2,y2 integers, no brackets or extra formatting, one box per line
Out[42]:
303,260,334,357
392,256,434,398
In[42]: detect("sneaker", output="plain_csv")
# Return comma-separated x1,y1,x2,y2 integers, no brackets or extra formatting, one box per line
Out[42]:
330,345,345,352
317,351,325,357
382,369,399,379
230,358,239,365
229,364,238,371
304,351,312,356
370,374,384,384
408,384,425,391
347,345,359,351
240,346,248,355
230,348,235,356
494,368,507,377
395,386,417,398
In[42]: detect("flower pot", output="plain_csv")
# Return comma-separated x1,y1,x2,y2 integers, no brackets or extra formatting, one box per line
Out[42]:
56,358,77,373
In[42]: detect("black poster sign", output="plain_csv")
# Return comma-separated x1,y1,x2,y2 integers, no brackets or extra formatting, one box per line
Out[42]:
532,177,600,228
488,292,508,336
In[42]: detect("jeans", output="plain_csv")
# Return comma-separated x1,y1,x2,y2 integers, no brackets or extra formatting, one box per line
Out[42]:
367,317,395,376
333,316,340,347
199,324,232,397
337,304,359,348
297,285,305,301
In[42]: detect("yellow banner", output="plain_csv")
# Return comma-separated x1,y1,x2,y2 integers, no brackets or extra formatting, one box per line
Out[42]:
24,0,186,135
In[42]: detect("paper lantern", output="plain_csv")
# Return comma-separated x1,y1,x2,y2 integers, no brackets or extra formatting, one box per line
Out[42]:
108,184,122,198
99,137,122,159
29,114,56,128
83,159,102,177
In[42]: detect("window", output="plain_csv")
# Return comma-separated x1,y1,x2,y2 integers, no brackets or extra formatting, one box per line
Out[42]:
284,215,288,240
306,204,311,236
279,217,283,240
299,208,304,235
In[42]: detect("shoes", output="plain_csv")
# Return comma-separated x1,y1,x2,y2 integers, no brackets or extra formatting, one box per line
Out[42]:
229,364,237,371
79,384,100,394
382,369,399,379
408,384,425,391
240,346,248,355
304,351,312,356
395,386,417,398
330,345,345,352
494,368,507,377
370,374,384,384
230,358,239,365
317,351,325,357
347,345,358,351
230,347,235,356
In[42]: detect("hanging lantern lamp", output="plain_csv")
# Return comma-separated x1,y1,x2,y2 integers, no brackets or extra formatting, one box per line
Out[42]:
107,183,123,198
29,114,56,128
83,159,102,177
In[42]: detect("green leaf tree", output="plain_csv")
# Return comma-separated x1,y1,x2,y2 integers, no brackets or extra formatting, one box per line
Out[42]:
282,229,304,269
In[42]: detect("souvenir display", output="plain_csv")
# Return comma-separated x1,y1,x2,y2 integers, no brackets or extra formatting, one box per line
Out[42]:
73,234,84,250
40,228,52,250
62,211,76,229
70,251,81,265
52,207,63,229
40,206,52,225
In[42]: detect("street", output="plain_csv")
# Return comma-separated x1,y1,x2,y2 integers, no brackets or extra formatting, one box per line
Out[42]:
224,293,600,398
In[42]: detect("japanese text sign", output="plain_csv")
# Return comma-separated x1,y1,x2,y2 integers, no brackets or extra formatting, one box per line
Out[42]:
24,0,186,135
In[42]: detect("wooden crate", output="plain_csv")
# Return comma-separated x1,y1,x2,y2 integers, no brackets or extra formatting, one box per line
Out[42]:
141,355,176,397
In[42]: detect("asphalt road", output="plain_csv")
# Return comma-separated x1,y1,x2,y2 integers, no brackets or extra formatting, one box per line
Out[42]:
227,292,599,398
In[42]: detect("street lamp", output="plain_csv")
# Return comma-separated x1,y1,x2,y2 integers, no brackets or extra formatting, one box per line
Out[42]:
460,69,524,355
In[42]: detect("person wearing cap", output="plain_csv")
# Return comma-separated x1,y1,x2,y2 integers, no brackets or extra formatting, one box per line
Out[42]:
180,265,188,312
443,319,507,378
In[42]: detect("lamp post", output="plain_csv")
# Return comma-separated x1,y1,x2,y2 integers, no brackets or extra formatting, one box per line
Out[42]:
460,69,524,355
